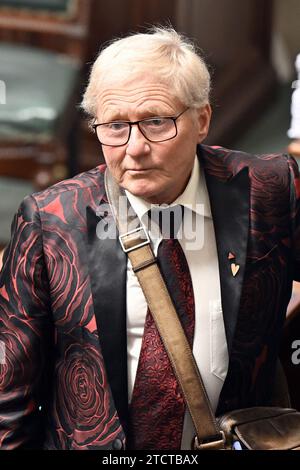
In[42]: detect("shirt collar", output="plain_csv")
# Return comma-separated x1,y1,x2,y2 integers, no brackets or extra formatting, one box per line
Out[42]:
125,156,212,222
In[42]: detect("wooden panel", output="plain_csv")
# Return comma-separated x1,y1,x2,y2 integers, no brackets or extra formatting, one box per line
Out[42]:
176,0,273,64
86,0,176,64
176,0,276,146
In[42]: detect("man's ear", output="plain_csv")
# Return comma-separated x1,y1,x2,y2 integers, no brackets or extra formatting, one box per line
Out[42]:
196,104,212,143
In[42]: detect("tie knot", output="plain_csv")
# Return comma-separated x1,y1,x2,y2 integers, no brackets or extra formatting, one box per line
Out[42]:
149,205,183,239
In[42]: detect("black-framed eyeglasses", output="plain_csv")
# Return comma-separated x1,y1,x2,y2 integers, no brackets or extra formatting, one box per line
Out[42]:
92,108,189,147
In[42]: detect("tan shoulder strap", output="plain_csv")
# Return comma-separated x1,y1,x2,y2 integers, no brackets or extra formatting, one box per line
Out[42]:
105,169,226,450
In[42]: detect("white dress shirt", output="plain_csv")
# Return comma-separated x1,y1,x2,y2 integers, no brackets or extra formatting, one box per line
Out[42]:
125,157,229,450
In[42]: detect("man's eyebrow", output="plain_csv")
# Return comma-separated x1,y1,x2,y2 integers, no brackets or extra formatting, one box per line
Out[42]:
101,107,174,122
141,107,174,117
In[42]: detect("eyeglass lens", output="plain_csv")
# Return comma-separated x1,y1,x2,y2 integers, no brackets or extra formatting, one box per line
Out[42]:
96,117,177,145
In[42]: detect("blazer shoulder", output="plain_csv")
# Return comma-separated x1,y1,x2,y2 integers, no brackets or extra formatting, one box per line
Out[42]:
246,153,299,189
199,144,295,179
29,165,107,208
12,166,108,229
34,165,106,197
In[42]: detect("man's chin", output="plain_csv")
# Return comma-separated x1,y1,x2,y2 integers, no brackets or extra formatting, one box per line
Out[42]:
122,181,157,202
127,187,154,201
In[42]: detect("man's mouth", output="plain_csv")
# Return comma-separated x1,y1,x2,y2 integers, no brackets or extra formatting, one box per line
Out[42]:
127,168,152,173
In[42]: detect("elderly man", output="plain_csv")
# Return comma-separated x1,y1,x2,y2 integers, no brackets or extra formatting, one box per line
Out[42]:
0,27,300,451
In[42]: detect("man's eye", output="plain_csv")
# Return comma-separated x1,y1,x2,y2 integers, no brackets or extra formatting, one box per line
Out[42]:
146,118,167,127
106,122,128,131
149,118,164,126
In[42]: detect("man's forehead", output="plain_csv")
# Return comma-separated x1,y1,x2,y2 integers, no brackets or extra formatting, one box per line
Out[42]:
98,80,175,100
96,82,181,120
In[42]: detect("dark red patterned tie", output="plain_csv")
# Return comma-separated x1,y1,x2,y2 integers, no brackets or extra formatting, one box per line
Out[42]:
128,207,195,450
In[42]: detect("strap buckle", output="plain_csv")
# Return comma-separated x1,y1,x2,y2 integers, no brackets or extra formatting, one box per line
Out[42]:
119,226,150,253
193,431,227,450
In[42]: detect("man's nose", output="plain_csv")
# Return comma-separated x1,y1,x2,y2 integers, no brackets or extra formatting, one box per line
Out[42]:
126,124,150,156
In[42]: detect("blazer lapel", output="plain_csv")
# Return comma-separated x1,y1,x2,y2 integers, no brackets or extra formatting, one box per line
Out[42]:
86,197,129,432
200,147,250,353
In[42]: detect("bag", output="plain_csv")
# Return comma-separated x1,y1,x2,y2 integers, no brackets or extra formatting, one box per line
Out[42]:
217,407,300,450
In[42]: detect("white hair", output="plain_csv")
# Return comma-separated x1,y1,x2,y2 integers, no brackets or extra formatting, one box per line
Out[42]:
81,26,211,119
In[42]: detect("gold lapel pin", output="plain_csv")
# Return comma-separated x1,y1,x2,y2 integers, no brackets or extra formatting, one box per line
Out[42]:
228,252,240,276
231,263,240,277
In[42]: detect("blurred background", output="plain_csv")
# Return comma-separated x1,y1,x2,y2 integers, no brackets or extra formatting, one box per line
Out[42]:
0,0,300,246
0,0,300,409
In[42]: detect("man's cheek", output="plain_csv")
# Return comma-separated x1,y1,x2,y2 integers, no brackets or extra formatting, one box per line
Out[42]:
105,156,121,175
